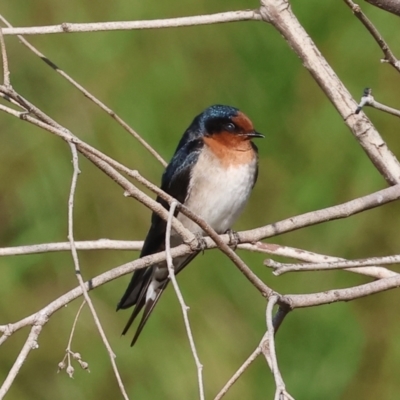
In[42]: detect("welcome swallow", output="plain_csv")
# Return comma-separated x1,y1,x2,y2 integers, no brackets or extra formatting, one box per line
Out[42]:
117,104,263,346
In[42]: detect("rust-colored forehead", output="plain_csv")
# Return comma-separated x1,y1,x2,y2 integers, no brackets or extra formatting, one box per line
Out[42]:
232,111,254,132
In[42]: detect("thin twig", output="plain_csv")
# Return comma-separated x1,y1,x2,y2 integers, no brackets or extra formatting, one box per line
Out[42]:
364,98,400,117
58,300,89,376
0,323,44,398
0,25,10,87
268,253,400,275
365,0,400,17
66,301,86,351
344,0,400,72
355,87,400,117
265,296,294,400
214,346,262,400
0,239,143,256
67,144,129,400
259,0,400,186
1,10,262,36
0,14,166,166
243,242,397,279
215,301,291,400
166,201,204,400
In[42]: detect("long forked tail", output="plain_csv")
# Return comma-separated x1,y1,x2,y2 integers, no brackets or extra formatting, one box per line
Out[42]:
117,266,166,346
117,252,199,346
123,281,168,346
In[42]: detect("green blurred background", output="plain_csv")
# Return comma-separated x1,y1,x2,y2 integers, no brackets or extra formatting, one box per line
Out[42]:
1,0,400,399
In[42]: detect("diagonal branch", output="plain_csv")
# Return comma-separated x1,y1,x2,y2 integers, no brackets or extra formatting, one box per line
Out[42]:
344,0,400,72
0,14,166,167
0,322,44,398
259,0,400,185
365,0,400,17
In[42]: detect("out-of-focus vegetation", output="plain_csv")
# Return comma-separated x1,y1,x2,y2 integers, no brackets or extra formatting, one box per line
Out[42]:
1,1,400,399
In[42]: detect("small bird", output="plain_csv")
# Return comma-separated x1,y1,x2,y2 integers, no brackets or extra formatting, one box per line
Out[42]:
117,104,263,346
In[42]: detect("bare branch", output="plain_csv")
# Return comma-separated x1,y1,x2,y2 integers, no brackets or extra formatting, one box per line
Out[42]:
1,239,397,281
241,184,400,243
242,242,398,279
344,0,400,72
166,202,204,400
0,239,143,256
2,238,400,355
268,253,400,275
214,346,261,400
214,304,290,400
0,94,195,244
1,10,262,36
0,323,43,398
67,144,129,400
0,25,10,87
0,14,166,167
365,0,400,17
286,273,400,308
259,0,400,185
265,296,294,400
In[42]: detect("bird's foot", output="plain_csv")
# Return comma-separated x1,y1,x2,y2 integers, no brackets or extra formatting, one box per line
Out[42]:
226,229,240,250
195,233,207,254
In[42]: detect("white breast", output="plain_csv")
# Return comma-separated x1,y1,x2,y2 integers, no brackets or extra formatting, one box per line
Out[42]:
177,146,257,235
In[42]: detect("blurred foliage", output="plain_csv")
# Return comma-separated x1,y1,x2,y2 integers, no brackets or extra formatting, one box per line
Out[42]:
1,0,400,399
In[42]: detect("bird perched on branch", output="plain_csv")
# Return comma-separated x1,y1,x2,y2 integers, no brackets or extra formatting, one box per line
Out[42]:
117,104,263,346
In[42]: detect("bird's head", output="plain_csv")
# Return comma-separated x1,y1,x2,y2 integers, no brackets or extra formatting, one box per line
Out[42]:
175,105,263,153
200,105,264,142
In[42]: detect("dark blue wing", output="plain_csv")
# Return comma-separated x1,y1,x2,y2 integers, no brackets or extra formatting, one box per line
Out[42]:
117,138,203,311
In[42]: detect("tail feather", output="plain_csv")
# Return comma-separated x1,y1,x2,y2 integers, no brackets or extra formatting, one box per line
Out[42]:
117,268,150,310
120,266,155,335
121,298,145,336
129,282,168,347
118,252,199,345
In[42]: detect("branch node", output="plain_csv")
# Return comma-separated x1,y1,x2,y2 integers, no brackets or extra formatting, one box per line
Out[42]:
61,22,71,33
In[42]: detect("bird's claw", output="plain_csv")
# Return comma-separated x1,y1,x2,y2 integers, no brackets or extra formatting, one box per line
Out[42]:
226,229,240,250
195,234,207,254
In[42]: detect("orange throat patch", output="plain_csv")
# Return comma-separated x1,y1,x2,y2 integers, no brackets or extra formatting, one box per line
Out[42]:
203,133,255,168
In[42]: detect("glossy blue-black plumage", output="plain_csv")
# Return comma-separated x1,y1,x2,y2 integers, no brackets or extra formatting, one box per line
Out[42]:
174,104,239,151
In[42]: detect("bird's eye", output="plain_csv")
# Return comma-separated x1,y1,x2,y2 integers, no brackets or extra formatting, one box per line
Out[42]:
225,122,236,132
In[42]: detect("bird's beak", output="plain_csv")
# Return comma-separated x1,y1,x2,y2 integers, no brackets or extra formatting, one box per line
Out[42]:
244,131,264,139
